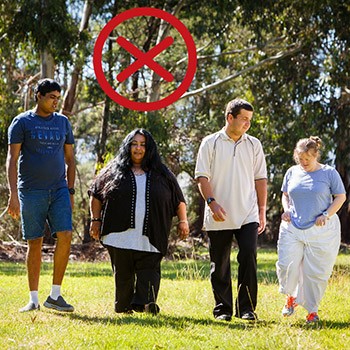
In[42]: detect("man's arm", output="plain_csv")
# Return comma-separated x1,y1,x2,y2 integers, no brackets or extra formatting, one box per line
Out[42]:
64,144,76,207
6,144,21,219
197,176,226,222
255,178,267,234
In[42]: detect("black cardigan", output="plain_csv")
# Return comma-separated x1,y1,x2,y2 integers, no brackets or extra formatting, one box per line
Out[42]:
90,169,185,256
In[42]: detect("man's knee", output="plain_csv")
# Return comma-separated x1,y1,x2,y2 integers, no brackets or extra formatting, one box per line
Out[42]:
27,237,43,249
56,230,72,243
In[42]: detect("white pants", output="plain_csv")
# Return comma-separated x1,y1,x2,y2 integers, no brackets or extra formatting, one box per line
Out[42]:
276,215,340,313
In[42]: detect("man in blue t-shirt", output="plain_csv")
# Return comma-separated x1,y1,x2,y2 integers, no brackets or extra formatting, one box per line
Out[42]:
6,79,76,313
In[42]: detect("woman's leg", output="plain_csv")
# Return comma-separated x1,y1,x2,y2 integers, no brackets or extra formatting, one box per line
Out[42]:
276,222,304,298
132,251,163,308
301,216,341,313
107,246,135,313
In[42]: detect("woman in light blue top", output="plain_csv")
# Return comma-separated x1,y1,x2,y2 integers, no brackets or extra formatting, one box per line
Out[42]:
276,136,346,324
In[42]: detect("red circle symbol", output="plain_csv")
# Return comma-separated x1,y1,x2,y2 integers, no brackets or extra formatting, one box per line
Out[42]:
93,7,197,111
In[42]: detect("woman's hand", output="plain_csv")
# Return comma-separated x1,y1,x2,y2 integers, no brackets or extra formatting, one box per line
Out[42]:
315,215,328,226
89,221,101,240
177,221,189,240
281,211,291,222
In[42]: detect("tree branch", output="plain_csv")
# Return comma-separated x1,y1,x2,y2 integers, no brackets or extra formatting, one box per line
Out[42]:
180,45,303,100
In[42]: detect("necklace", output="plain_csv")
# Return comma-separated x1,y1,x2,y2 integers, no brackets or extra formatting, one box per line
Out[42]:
132,168,145,176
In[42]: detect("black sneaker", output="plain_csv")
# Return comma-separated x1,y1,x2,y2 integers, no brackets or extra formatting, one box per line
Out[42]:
240,311,257,321
19,302,40,313
215,314,232,321
43,296,74,312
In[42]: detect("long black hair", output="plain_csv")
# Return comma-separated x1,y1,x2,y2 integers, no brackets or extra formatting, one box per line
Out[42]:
95,128,170,200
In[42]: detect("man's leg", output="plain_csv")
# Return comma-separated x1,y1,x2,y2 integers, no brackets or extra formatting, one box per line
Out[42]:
208,230,234,318
43,188,74,311
19,237,43,312
18,188,48,312
234,223,258,317
52,230,72,285
43,230,74,312
27,237,43,291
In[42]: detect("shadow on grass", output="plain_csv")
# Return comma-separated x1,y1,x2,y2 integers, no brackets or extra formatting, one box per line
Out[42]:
55,311,279,330
290,320,350,330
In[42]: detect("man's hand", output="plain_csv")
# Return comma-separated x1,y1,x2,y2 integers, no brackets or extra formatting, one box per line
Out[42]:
209,201,226,222
7,194,20,219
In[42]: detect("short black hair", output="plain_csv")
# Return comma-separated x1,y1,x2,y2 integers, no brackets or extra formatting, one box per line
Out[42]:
34,79,61,102
225,98,253,118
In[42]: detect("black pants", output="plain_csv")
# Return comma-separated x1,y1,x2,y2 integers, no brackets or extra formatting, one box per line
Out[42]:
208,222,258,318
107,246,163,313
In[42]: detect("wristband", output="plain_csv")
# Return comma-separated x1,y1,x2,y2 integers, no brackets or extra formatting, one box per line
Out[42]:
178,220,188,224
322,211,330,219
206,197,215,205
68,188,75,195
91,218,102,222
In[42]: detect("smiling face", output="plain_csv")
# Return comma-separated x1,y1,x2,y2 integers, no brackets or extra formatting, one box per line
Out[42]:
225,109,253,141
130,133,146,165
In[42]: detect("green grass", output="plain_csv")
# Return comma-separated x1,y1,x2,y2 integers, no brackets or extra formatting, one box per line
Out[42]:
1,248,350,349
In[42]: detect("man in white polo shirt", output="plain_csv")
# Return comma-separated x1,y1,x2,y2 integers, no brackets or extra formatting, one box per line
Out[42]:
195,98,267,321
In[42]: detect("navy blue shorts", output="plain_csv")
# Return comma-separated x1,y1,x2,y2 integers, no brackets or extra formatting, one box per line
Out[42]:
18,187,72,240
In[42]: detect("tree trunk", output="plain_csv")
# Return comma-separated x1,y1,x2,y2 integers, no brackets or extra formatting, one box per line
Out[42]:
41,50,55,78
334,92,350,242
147,1,185,102
60,0,93,115
96,96,110,166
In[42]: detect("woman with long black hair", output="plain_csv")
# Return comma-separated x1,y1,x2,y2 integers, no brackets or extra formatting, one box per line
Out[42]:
89,128,189,314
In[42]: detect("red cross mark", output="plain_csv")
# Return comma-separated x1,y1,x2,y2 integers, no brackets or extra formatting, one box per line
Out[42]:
116,36,175,83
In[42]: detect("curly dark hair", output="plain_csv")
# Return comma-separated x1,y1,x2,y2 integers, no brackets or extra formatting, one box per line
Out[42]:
34,78,61,102
95,128,170,199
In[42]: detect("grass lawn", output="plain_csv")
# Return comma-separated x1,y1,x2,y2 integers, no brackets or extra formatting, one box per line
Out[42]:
0,248,349,349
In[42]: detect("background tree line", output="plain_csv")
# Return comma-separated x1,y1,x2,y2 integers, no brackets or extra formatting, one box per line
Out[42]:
0,0,349,245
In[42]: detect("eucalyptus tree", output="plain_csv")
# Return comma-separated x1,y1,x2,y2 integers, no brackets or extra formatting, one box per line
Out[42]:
232,0,350,240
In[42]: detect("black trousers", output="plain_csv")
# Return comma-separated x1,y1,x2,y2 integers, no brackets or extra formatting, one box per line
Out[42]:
107,246,163,313
208,222,258,318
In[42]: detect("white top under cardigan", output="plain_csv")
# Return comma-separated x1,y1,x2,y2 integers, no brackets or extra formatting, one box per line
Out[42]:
101,173,160,253
195,129,267,231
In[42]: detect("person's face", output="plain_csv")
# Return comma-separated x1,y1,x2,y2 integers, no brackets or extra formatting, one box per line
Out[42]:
130,133,146,165
297,151,318,172
37,90,61,115
227,109,252,137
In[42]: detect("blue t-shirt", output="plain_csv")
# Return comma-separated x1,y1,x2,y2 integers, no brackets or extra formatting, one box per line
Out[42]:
8,111,75,190
281,164,345,229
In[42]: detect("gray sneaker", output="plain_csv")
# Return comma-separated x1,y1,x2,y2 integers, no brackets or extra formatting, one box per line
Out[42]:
43,296,74,312
19,302,40,313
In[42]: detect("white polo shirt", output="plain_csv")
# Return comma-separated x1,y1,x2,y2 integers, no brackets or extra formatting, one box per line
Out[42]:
195,129,267,231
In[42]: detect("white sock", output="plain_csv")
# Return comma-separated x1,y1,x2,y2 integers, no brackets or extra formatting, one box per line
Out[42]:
50,285,61,300
30,291,39,306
